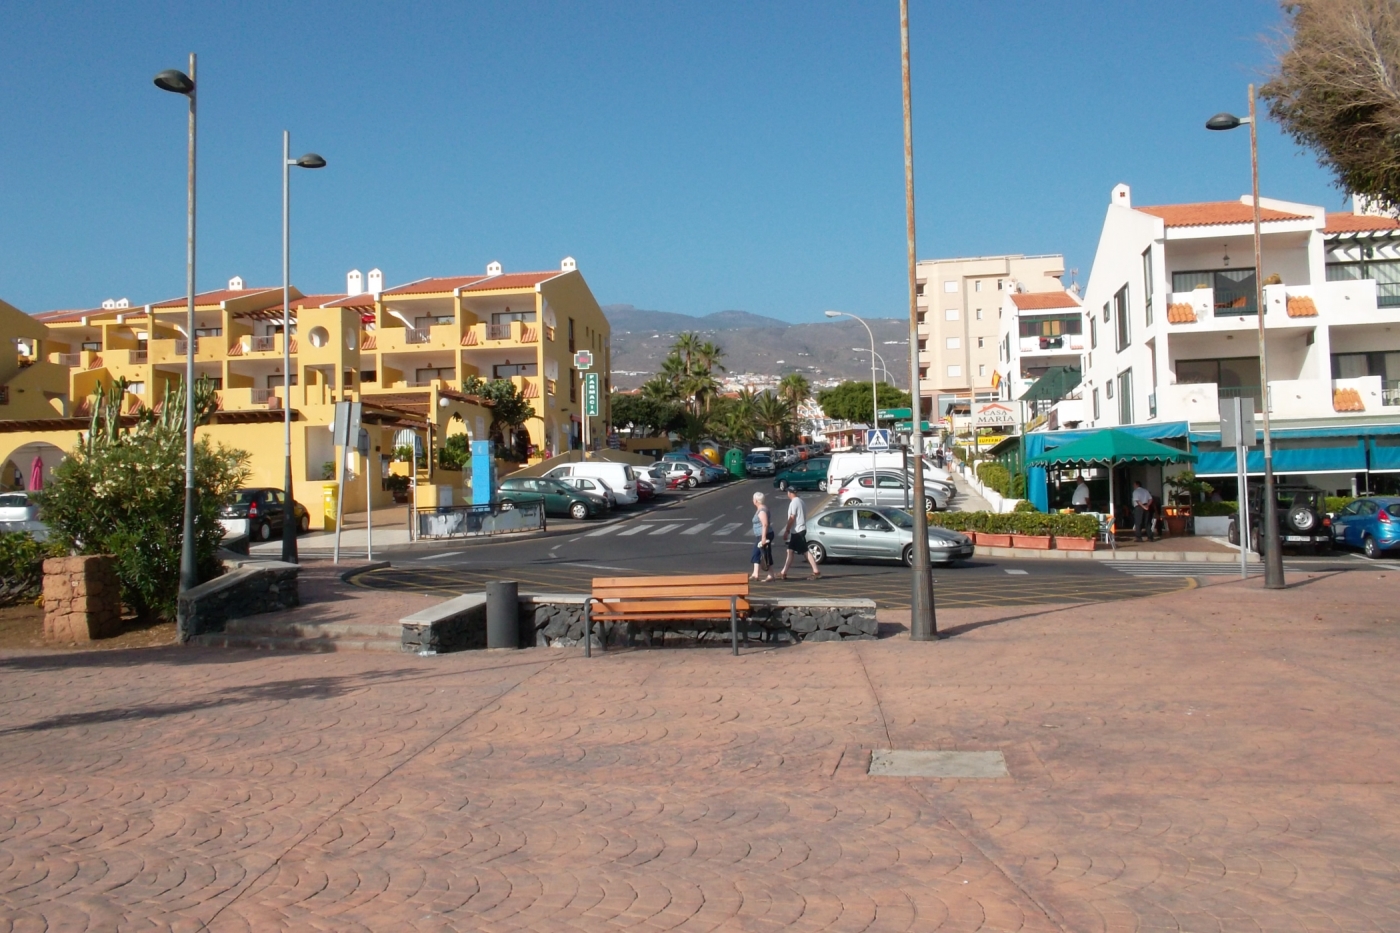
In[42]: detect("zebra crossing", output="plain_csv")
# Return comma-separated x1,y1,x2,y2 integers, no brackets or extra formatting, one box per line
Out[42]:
1108,561,1257,577
584,519,746,540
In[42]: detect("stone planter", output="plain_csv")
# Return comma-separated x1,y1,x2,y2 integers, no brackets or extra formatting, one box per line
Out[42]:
1010,534,1052,550
976,532,1012,547
1054,536,1096,551
1194,515,1232,537
1165,515,1189,536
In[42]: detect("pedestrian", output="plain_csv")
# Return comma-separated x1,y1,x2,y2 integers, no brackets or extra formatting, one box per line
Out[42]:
778,487,821,581
1131,480,1155,542
750,491,774,582
1072,474,1091,513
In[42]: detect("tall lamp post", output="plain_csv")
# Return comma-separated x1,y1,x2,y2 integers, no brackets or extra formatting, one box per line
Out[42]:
853,347,892,383
900,0,936,637
825,311,880,426
281,132,327,564
1206,84,1285,589
154,57,199,595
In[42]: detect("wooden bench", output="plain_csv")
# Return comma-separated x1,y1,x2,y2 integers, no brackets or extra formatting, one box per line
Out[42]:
583,573,751,656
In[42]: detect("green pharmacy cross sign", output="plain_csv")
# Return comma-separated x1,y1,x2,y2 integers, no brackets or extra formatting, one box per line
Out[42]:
584,372,600,417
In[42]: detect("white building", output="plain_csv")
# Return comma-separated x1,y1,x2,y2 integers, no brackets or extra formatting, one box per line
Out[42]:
1072,183,1400,494
995,288,1085,430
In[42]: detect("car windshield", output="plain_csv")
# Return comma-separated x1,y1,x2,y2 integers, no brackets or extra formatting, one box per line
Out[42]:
877,509,915,529
0,494,28,507
1388,503,1400,517
233,490,260,503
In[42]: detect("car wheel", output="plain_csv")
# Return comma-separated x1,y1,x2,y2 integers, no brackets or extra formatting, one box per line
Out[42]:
923,496,936,513
499,499,516,510
1226,518,1239,546
902,544,915,567
843,498,862,506
256,520,272,541
687,476,698,488
1364,534,1382,559
569,501,590,521
807,542,827,564
777,480,788,491
1287,505,1318,533
817,480,827,492
298,512,310,534
1254,529,1265,557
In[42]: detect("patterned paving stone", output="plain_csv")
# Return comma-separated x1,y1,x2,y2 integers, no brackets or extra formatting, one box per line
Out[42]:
0,571,1397,930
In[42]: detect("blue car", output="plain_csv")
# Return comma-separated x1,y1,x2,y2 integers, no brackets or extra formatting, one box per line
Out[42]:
1331,496,1400,559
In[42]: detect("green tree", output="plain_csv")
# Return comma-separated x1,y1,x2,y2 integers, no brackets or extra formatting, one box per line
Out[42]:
461,376,535,456
753,391,793,442
36,377,250,621
778,372,811,408
1262,0,1400,208
610,393,681,436
816,381,912,423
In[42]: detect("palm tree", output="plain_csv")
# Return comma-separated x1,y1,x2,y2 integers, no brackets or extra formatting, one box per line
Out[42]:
753,392,792,443
694,340,726,375
778,372,810,409
641,375,676,404
686,369,721,413
672,332,701,374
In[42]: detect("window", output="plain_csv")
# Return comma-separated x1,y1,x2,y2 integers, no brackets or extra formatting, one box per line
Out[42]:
493,362,537,378
1092,387,1100,420
944,280,958,293
1114,285,1130,350
570,367,578,402
1017,314,1083,338
360,370,377,384
945,308,959,321
997,279,1004,290
568,317,576,352
1105,380,1113,399
977,337,985,348
1172,269,1258,315
415,367,453,384
490,308,535,325
916,283,925,296
818,510,854,529
1327,259,1400,306
947,365,962,377
978,364,986,376
974,280,982,292
857,510,895,532
945,337,960,350
1142,247,1154,326
1332,350,1400,386
1176,356,1261,403
975,308,983,320
1117,369,1133,423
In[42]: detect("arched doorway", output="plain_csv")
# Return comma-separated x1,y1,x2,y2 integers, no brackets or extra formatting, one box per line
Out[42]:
0,441,67,492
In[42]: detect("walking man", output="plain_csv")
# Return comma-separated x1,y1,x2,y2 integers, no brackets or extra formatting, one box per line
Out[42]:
1131,480,1155,542
778,487,821,580
750,491,774,582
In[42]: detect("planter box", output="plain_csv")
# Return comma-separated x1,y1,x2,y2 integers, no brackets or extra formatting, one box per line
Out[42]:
1193,516,1232,537
1164,516,1189,536
976,532,1012,548
1011,534,1052,550
1054,536,1096,551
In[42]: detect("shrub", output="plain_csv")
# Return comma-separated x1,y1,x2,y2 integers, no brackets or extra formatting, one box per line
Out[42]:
1008,471,1027,498
1007,511,1053,536
927,511,976,532
35,379,249,621
0,532,60,605
1193,500,1238,517
976,462,1011,497
384,474,411,493
1325,496,1355,513
1013,499,1038,513
1047,513,1100,540
438,434,469,471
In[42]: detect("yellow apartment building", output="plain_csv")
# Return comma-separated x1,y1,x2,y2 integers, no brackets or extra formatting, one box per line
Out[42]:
0,258,610,527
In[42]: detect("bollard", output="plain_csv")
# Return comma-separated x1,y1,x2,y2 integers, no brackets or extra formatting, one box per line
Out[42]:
486,581,519,649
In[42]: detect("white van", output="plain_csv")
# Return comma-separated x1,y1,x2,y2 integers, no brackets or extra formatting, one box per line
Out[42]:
826,451,951,490
543,462,640,505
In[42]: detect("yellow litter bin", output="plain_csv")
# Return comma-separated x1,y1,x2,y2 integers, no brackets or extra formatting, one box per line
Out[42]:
323,484,338,532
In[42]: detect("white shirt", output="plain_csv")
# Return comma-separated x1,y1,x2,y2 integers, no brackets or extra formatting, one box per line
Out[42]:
1072,482,1090,505
786,496,807,533
1131,486,1153,508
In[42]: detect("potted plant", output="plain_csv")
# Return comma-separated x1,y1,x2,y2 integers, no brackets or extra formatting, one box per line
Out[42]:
1009,511,1053,549
973,512,1012,548
384,473,411,504
1050,512,1099,551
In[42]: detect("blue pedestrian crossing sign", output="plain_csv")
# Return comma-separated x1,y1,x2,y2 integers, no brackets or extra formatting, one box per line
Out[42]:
865,428,891,451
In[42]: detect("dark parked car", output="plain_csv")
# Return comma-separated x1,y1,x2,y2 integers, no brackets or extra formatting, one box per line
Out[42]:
1330,496,1400,559
773,457,830,492
497,477,605,520
222,487,309,540
1228,483,1332,554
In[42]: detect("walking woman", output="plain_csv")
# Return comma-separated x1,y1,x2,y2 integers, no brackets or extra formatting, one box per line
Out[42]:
750,491,774,582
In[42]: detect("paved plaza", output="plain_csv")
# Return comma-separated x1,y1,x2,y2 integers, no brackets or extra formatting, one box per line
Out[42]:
1,570,1398,931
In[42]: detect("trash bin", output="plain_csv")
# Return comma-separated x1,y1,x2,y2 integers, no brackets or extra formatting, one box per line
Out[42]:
323,485,338,532
724,447,746,479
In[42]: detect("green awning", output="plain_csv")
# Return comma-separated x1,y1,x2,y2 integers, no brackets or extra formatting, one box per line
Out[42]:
1018,366,1082,403
1025,428,1197,467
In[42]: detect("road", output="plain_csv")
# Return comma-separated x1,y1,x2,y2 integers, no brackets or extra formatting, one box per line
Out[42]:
342,477,1398,609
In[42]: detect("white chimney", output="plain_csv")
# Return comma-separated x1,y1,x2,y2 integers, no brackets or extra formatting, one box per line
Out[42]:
561,256,577,272
486,261,502,276
347,269,363,295
101,299,116,310
228,275,245,290
367,268,383,294
116,298,129,308
1111,183,1131,208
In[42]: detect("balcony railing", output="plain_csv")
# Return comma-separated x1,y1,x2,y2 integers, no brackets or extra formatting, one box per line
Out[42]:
1385,379,1400,406
405,327,431,345
251,335,276,352
251,388,281,406
57,353,80,367
1038,336,1064,350
128,350,147,364
486,323,513,341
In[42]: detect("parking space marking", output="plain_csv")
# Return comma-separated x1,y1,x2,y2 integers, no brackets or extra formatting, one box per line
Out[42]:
1004,569,1029,575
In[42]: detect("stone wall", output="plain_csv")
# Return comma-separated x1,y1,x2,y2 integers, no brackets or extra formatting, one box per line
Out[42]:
42,555,122,643
177,561,300,642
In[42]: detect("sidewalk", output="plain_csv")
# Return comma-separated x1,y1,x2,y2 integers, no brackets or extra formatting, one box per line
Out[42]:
946,467,993,511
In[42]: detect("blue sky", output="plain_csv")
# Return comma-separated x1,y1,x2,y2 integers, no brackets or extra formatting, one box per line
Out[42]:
0,1,1340,321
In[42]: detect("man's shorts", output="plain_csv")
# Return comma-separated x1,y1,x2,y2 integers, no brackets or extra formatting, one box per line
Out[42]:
787,530,808,551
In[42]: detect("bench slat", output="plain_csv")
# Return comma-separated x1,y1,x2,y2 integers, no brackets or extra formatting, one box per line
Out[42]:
594,584,748,599
593,613,742,623
595,598,749,615
591,573,749,589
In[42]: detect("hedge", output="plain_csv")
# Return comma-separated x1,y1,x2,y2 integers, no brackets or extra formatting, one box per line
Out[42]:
1193,500,1238,517
0,532,58,606
1326,496,1355,513
926,511,1100,539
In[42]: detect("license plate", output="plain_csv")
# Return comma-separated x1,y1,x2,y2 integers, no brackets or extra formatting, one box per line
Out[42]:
1282,535,1313,542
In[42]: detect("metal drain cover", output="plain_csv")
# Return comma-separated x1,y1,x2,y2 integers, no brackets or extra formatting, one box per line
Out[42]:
868,750,1009,778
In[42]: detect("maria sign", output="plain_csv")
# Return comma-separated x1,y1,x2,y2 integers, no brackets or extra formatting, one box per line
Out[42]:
973,402,1019,429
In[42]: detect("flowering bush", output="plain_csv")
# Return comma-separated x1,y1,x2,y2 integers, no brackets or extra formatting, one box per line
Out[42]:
35,378,249,620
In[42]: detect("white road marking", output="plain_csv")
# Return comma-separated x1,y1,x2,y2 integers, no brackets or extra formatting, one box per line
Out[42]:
1004,569,1029,575
714,523,743,536
682,522,714,535
584,525,620,536
618,524,650,536
417,551,464,561
649,523,682,535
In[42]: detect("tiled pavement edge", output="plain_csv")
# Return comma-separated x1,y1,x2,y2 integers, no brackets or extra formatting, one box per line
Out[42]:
1,569,1397,930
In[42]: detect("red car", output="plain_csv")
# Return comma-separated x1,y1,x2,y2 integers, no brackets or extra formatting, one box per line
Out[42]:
636,477,656,501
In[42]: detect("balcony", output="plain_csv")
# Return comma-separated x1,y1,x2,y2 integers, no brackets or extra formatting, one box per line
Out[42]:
379,322,458,353
217,387,284,411
469,320,537,346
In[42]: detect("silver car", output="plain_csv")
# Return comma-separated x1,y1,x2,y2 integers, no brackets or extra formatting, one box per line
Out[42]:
559,475,617,509
807,506,973,566
0,492,38,523
834,470,951,512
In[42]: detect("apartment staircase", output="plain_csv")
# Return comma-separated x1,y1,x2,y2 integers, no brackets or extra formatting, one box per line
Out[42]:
190,616,404,653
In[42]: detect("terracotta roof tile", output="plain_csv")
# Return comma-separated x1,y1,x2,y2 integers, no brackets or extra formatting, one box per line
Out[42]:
1333,387,1365,412
1324,211,1400,233
459,271,559,292
323,293,379,308
1286,296,1318,317
1009,291,1080,311
1167,302,1197,324
150,287,279,309
382,276,489,296
1136,202,1309,227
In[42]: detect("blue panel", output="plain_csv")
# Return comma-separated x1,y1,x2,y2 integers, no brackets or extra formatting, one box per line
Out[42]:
1191,422,1400,443
470,440,497,506
1029,466,1049,511
1371,441,1400,470
1194,444,1366,476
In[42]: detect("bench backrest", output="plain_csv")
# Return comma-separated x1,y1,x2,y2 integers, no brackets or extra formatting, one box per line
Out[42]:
591,572,750,602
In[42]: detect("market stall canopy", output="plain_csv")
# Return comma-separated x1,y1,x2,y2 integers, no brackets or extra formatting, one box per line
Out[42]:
1026,428,1197,468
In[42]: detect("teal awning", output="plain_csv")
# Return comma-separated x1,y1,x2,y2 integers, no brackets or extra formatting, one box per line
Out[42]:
1018,366,1082,403
1027,428,1197,468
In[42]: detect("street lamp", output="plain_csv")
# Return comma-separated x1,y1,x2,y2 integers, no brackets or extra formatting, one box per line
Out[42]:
825,310,880,427
853,346,891,383
281,132,327,564
154,55,199,597
1206,84,1284,589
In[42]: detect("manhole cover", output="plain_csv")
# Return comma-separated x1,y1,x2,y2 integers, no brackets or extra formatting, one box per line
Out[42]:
868,750,1009,778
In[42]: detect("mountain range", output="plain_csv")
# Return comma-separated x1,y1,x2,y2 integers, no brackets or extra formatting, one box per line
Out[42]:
603,304,912,390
